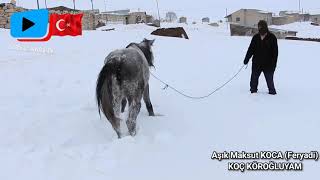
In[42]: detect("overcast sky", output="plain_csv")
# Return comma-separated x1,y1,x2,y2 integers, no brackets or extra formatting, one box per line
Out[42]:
2,0,320,21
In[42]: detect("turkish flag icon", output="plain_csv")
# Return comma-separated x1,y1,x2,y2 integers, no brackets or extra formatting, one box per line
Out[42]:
50,13,83,36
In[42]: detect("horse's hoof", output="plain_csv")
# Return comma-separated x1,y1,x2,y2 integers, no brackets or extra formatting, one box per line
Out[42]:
117,133,122,139
129,130,137,137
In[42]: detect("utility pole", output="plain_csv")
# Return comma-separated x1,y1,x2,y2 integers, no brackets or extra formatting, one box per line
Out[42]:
104,0,107,12
73,0,76,10
90,0,94,11
225,8,228,20
155,0,161,27
299,0,302,23
104,0,108,24
226,8,229,31
299,0,301,13
36,0,39,9
44,0,47,9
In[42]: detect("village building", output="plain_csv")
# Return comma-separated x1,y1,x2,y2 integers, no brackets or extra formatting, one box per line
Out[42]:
225,9,273,27
225,8,318,26
128,12,148,24
179,16,187,24
272,15,297,25
279,11,310,22
98,9,130,25
165,11,177,22
202,17,210,23
310,14,320,24
208,22,219,27
229,23,297,39
97,9,153,25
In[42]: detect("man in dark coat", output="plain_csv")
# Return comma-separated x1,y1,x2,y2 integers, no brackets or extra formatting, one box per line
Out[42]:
244,20,278,95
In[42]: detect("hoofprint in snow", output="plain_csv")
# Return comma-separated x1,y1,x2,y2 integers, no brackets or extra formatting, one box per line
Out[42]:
1,23,319,180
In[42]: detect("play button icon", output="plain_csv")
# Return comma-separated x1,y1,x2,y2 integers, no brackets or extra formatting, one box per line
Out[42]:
22,17,35,32
11,9,49,39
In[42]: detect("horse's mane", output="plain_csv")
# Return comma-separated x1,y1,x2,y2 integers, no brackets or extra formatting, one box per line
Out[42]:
126,43,138,49
126,43,154,67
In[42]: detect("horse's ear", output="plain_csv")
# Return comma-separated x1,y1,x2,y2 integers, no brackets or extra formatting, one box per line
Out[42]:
149,39,155,46
142,38,155,46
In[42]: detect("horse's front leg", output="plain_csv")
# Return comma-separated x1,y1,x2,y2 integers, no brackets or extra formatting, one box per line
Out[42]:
143,84,155,116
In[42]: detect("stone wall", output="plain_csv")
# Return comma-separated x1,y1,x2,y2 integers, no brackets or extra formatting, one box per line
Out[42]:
82,12,96,30
96,13,127,25
48,7,95,30
128,12,147,24
0,3,26,29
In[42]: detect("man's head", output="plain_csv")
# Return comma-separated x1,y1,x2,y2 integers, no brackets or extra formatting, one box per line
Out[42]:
258,20,268,36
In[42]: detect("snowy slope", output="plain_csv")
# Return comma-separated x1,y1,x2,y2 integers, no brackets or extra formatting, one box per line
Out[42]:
0,23,319,180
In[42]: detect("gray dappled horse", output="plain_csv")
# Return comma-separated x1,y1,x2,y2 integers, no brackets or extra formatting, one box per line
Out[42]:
96,39,155,138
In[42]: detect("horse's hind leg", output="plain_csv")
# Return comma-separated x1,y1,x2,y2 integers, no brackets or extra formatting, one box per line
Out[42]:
121,98,127,113
143,84,155,116
126,97,142,136
109,118,121,138
112,95,123,138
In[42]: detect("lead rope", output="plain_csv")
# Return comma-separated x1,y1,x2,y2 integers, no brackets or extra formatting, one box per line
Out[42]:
150,64,247,100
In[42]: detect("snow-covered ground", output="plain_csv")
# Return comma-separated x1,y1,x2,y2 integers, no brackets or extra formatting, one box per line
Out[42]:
271,22,320,38
1,23,319,180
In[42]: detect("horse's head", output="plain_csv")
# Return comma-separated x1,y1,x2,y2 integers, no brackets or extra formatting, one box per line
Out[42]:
127,39,155,67
126,39,155,67
138,38,155,67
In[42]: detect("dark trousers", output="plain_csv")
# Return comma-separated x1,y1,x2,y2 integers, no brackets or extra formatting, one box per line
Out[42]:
250,67,276,93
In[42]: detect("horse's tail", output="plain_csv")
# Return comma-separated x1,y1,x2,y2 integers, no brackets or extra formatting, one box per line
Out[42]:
96,57,122,120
